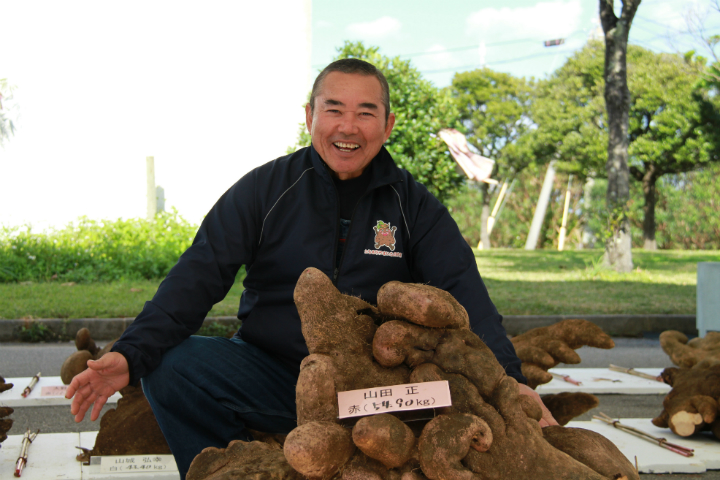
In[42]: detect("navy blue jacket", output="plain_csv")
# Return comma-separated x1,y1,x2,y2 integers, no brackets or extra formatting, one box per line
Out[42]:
112,145,525,385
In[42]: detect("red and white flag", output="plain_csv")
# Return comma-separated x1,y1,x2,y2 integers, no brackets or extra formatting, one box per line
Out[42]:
438,128,497,184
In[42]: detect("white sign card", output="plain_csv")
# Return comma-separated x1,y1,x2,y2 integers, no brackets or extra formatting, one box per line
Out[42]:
337,380,451,419
99,455,178,474
40,385,68,397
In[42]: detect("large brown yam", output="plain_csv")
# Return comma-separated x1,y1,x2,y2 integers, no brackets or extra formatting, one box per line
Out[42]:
296,354,339,424
374,322,506,398
0,375,14,393
91,387,171,456
541,392,600,426
341,452,392,480
461,377,610,480
283,421,355,479
373,321,443,369
294,268,409,395
352,414,416,468
75,327,100,356
542,426,638,480
377,282,470,329
660,331,720,369
61,330,119,385
652,365,720,437
61,350,94,385
187,440,303,480
511,319,615,389
418,413,492,480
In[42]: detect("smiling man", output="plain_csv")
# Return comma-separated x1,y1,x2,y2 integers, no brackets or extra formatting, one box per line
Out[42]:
66,59,548,479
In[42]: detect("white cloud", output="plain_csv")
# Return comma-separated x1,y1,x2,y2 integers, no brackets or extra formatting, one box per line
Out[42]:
466,0,582,42
346,16,402,40
639,0,703,32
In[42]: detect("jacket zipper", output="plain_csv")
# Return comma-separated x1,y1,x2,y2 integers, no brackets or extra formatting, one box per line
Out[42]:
333,191,370,285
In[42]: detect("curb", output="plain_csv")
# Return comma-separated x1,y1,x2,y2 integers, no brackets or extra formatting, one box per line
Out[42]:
0,314,696,342
503,314,696,337
0,316,239,342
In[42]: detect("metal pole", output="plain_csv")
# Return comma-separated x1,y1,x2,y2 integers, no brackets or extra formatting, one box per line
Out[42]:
487,180,509,235
525,161,556,250
558,174,573,251
146,156,156,220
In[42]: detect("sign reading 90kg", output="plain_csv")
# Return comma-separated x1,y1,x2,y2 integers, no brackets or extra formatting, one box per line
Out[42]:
337,381,452,419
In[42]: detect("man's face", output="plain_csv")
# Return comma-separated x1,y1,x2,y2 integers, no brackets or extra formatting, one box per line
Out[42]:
306,72,395,180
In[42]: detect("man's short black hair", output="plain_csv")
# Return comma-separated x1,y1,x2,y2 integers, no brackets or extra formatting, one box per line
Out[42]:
309,58,391,122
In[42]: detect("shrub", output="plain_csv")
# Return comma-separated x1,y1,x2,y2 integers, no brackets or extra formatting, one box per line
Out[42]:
0,209,198,283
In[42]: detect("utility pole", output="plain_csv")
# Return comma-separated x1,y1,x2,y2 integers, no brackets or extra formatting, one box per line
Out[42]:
146,156,156,220
525,161,556,250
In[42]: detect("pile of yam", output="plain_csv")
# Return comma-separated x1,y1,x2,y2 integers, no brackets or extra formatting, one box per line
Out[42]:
653,331,720,438
188,267,637,480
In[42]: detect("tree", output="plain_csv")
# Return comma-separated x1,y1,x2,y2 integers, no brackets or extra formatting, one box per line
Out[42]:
449,69,534,249
599,0,641,271
290,42,464,202
626,50,720,249
518,39,720,250
0,79,16,146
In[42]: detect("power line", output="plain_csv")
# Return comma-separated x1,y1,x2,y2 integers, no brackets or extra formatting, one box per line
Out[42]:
311,29,587,69
420,49,573,75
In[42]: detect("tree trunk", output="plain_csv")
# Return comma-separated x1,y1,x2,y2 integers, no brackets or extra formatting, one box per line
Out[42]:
480,182,491,250
642,165,658,250
600,0,641,272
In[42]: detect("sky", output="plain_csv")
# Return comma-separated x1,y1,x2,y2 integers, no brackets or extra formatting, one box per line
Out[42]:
312,0,720,87
0,1,312,230
1,0,719,231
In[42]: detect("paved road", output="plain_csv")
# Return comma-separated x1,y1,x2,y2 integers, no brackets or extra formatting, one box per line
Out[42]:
1,337,718,479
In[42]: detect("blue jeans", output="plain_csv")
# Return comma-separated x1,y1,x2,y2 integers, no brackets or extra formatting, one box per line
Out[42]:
141,336,299,479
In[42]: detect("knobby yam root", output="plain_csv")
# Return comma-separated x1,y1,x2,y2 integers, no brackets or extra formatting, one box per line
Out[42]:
541,392,600,426
660,331,720,369
89,386,171,457
186,440,304,480
460,376,638,480
352,414,416,468
652,364,720,438
418,413,493,480
0,406,12,445
1,376,14,444
511,319,615,389
377,281,470,329
542,426,637,480
284,421,355,479
60,328,117,384
0,374,14,393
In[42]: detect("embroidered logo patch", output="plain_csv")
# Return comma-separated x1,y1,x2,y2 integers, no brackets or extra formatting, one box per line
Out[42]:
373,220,397,251
365,220,402,258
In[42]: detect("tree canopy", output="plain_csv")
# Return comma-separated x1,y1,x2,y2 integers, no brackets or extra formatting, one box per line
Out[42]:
290,41,464,202
449,68,534,248
517,41,720,249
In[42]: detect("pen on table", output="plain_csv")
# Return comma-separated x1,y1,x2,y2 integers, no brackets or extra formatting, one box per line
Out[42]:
14,428,39,477
550,372,582,386
21,372,41,398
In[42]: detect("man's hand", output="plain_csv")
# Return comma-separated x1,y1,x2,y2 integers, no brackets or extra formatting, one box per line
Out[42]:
518,383,558,428
65,352,130,422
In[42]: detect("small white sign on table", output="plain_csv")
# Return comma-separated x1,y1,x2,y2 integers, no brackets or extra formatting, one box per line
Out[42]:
95,455,178,474
337,381,451,419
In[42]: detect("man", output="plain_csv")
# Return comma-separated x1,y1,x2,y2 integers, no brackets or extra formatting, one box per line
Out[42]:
67,59,555,478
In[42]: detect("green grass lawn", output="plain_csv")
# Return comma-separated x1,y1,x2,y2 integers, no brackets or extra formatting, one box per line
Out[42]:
1,249,717,319
478,249,719,315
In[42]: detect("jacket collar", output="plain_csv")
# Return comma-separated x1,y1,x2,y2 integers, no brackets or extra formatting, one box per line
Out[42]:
309,144,404,190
